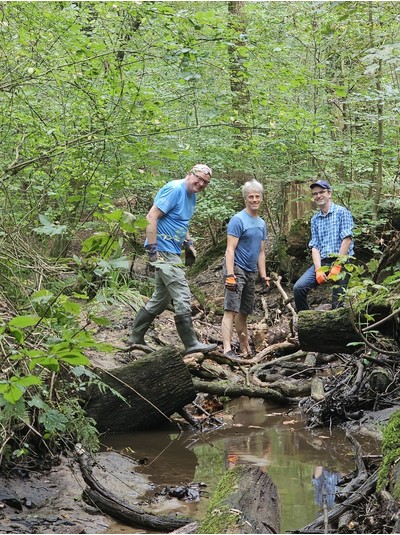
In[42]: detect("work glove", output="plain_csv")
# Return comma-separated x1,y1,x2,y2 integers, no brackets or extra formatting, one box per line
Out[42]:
183,239,197,267
144,243,158,263
260,276,271,293
315,267,327,285
225,274,238,292
327,264,342,280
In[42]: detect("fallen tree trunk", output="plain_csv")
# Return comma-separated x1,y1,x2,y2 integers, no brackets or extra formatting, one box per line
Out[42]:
298,308,362,353
197,465,280,534
84,347,196,433
191,377,291,404
76,445,190,532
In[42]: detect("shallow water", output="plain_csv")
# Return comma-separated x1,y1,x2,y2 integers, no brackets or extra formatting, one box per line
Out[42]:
102,396,381,534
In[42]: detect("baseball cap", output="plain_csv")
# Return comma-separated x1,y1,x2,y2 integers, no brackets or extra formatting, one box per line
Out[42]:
191,164,212,177
310,180,331,190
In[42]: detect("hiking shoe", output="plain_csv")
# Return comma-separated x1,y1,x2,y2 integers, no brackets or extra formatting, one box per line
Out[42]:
223,350,241,359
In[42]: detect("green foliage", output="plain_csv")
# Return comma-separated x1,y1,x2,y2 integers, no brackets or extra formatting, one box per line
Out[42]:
377,410,400,497
0,0,399,475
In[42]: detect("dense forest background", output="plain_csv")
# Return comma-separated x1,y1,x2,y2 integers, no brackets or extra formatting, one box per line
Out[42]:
0,1,399,467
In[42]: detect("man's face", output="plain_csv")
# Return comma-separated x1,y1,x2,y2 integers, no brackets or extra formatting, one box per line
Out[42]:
187,171,211,194
311,187,331,208
245,191,262,212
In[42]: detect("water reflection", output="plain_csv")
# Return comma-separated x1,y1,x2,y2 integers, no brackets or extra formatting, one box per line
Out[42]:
312,466,341,510
102,396,381,534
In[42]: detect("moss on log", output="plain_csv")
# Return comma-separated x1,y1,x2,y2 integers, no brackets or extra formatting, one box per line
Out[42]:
298,308,362,353
197,465,280,534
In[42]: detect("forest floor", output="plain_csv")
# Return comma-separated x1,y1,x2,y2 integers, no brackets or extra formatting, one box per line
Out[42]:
0,257,397,534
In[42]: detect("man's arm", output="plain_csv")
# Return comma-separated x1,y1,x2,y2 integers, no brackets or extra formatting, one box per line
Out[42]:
225,235,239,275
257,241,267,279
311,247,322,271
338,236,352,256
146,205,165,244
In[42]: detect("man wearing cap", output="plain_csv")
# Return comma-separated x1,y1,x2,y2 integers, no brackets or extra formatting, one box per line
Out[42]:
293,179,354,312
128,164,217,354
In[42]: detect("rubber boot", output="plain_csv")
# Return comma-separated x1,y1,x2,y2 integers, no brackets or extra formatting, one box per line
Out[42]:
128,307,156,345
174,314,217,355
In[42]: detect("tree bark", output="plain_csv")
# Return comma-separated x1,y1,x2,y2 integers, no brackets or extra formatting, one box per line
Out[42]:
84,347,196,433
192,377,290,404
198,465,280,534
298,308,362,353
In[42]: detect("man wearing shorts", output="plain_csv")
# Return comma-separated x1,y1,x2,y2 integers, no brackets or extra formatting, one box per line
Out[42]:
222,180,270,359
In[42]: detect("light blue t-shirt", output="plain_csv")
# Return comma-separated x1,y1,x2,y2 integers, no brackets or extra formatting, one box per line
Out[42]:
151,179,196,254
227,209,267,272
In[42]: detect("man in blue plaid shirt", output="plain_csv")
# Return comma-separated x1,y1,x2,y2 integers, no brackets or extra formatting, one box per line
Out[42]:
293,180,354,312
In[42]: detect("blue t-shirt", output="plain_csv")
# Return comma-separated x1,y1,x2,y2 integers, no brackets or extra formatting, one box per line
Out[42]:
309,202,354,259
227,209,267,272
151,179,196,254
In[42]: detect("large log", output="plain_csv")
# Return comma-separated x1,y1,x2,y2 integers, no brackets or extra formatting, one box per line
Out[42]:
76,445,191,532
298,308,362,353
197,465,280,534
85,347,196,433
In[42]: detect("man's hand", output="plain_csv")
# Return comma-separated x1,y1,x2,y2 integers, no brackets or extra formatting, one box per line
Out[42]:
327,264,342,280
145,243,158,263
260,276,271,293
225,274,238,292
183,239,197,267
315,267,327,285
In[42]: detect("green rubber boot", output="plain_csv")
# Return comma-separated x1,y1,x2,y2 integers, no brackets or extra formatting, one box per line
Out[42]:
174,314,217,355
128,307,156,345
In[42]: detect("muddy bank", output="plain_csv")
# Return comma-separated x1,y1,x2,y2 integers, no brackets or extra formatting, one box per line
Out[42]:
0,452,150,534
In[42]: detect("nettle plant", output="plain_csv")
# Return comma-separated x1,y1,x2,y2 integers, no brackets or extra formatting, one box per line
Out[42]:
0,290,120,471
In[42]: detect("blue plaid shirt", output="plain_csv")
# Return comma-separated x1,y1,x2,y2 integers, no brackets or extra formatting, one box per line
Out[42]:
309,202,354,259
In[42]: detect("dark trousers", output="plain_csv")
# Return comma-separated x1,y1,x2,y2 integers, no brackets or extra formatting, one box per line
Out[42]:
293,259,350,312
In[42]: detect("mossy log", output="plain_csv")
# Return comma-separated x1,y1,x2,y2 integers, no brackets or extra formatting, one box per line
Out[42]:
197,465,280,534
298,308,362,354
85,347,196,433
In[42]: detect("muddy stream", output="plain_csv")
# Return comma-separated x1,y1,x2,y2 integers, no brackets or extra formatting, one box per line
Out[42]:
101,396,381,534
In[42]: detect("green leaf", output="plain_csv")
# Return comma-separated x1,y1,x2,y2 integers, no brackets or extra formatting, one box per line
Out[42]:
29,356,60,372
90,315,111,326
57,351,91,366
33,215,67,236
8,316,40,328
39,409,68,433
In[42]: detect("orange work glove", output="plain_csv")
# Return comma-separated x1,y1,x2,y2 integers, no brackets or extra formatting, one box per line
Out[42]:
315,267,327,285
225,274,237,292
328,264,342,280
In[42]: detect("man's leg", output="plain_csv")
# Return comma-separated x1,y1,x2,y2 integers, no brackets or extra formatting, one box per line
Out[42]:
157,256,216,353
221,310,236,354
235,312,251,355
293,265,318,312
145,268,172,315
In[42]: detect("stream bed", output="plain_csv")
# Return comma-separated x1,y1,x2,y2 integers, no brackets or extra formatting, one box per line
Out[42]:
101,396,381,534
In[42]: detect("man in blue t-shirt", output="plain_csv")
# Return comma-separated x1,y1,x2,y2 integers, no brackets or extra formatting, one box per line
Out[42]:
128,164,217,355
222,180,270,359
293,180,354,312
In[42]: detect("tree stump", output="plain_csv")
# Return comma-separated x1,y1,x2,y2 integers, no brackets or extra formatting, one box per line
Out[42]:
84,347,196,433
298,308,362,353
197,465,280,534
